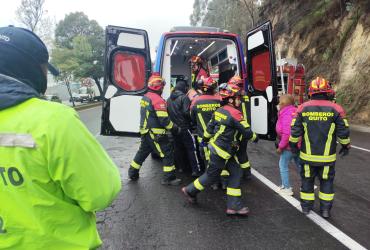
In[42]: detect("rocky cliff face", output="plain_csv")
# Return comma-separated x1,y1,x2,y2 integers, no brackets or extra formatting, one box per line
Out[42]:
260,0,370,125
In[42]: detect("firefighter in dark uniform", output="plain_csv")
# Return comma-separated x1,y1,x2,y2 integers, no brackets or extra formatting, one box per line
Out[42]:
289,77,351,218
182,83,258,216
128,73,181,186
167,79,201,176
190,77,221,169
228,76,252,179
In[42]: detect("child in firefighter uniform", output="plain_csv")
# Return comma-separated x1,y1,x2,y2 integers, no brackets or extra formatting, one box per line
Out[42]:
190,77,221,170
289,77,350,218
128,73,181,186
182,83,258,216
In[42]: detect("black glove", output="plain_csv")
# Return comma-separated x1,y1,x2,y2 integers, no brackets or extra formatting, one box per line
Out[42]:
290,143,299,155
339,144,350,158
171,125,181,136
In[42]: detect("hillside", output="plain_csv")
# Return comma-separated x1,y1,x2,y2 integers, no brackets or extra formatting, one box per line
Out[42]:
259,0,370,125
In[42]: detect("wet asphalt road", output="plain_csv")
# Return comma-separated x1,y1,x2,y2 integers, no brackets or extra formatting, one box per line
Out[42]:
78,107,370,250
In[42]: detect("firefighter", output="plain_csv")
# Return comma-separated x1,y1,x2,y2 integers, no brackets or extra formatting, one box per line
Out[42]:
167,79,201,176
289,77,350,218
128,73,181,185
228,76,252,179
182,83,258,216
190,77,221,170
190,56,209,88
0,26,121,249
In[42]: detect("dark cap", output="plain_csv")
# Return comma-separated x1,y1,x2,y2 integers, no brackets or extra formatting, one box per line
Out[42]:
0,26,59,76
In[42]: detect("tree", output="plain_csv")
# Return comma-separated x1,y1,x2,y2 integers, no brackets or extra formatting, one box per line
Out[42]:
53,12,105,96
16,0,45,32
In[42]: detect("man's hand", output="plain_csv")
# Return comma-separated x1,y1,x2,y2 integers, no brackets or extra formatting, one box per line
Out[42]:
339,144,351,158
276,148,282,154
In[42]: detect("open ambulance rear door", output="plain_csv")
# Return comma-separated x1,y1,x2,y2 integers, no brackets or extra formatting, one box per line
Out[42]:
101,26,152,136
246,21,278,140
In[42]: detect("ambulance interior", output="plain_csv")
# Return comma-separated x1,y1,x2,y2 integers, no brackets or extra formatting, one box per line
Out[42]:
161,37,240,91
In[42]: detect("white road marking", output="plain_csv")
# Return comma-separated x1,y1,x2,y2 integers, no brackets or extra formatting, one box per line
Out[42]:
77,106,101,112
351,145,370,153
251,168,367,250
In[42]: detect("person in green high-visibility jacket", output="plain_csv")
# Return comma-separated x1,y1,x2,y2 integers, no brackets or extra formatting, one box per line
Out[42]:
0,26,121,250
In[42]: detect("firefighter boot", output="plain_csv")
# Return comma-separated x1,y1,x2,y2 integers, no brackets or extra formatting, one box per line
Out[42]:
181,187,197,204
320,210,331,219
161,177,181,186
226,207,250,216
128,167,139,181
302,206,311,215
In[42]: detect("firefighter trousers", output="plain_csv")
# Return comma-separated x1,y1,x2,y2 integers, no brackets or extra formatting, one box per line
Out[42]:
130,132,176,181
174,129,201,173
185,152,244,210
300,164,335,211
197,136,210,168
221,138,251,183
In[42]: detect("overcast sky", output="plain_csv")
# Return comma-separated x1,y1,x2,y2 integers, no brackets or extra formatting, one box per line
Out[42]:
0,0,194,56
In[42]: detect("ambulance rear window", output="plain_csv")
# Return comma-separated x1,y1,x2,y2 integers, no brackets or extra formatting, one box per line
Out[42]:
113,52,146,91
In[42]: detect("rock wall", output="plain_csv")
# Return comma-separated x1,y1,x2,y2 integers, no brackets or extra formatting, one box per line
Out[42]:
259,0,370,125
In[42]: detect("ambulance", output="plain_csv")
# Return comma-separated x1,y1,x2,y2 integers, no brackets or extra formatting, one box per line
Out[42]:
101,21,278,140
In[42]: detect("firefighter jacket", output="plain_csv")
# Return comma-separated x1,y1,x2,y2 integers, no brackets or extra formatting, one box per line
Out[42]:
140,91,173,135
0,75,121,250
289,99,350,166
190,94,221,137
204,104,257,160
239,95,251,123
167,90,192,130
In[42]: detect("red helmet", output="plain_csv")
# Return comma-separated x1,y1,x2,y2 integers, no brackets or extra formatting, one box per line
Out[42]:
219,83,241,100
148,73,165,91
228,76,244,87
198,77,217,92
308,77,332,96
189,56,203,64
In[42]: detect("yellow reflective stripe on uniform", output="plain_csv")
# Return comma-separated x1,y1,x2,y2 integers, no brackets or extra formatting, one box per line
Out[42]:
210,141,231,159
0,133,36,148
302,122,311,154
240,120,250,128
300,151,336,163
343,118,349,127
163,165,175,172
242,102,247,119
304,164,310,178
291,118,296,126
151,128,166,134
194,178,204,191
240,161,251,169
143,110,149,129
213,125,226,142
300,192,315,200
221,170,230,176
227,187,241,196
251,133,257,142
322,166,329,180
324,123,336,156
289,136,299,143
338,137,350,145
130,160,141,170
165,121,174,130
156,111,168,117
318,191,334,201
204,130,212,139
233,155,240,164
197,113,207,133
149,132,165,157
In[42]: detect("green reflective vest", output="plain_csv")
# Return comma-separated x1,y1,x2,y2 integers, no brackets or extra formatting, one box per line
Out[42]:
0,98,121,250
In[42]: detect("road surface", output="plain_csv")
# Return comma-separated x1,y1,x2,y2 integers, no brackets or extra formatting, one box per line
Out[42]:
78,106,370,250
